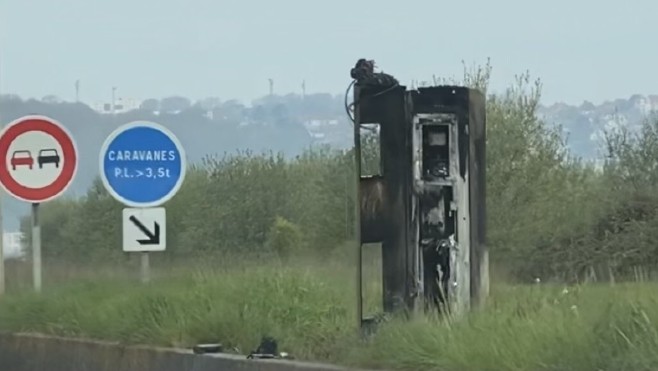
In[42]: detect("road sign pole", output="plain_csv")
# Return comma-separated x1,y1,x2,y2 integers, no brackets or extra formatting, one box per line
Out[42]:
0,115,78,294
140,252,150,284
0,120,5,296
123,207,165,284
0,194,4,296
31,203,41,292
0,108,4,296
100,121,184,266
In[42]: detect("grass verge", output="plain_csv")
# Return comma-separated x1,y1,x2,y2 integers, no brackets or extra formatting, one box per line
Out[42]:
2,256,658,370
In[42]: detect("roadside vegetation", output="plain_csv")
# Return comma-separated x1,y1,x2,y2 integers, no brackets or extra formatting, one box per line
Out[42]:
3,62,658,370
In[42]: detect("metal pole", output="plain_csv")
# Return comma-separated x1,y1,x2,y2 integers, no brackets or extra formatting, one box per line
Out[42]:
31,203,41,292
0,194,4,296
345,171,349,238
353,85,363,332
0,33,6,296
140,252,150,284
0,103,4,296
111,87,116,115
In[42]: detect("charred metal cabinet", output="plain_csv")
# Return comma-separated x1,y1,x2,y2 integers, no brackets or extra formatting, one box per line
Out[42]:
354,84,413,328
353,83,487,328
411,113,466,313
410,87,488,314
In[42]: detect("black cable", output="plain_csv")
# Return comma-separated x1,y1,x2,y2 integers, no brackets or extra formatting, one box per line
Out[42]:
344,79,400,134
344,80,356,124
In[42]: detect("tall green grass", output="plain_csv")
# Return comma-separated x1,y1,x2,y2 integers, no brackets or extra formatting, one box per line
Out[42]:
2,253,658,370
356,284,658,370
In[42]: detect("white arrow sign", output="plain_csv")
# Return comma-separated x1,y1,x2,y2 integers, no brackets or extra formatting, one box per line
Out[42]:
122,207,166,252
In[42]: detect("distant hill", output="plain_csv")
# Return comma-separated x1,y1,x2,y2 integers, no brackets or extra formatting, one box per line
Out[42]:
1,92,655,231
538,94,658,160
0,93,349,231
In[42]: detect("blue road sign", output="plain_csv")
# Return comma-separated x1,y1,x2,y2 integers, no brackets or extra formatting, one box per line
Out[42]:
99,121,186,207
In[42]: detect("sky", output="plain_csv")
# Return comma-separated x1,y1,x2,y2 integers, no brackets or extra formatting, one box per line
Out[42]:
0,0,656,106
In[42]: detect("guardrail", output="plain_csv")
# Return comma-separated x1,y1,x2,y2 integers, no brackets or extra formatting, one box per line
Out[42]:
0,332,374,371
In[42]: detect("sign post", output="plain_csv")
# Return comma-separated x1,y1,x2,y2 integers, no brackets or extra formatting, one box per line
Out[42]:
31,203,41,291
99,121,185,283
123,207,166,283
0,115,78,292
0,200,4,296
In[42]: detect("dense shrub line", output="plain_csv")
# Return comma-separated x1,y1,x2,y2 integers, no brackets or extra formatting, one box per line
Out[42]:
20,64,658,282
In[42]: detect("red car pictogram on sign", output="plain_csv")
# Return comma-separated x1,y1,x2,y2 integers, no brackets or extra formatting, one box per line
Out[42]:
10,150,34,170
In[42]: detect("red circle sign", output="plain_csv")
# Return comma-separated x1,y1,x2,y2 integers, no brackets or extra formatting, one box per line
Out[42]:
0,115,78,203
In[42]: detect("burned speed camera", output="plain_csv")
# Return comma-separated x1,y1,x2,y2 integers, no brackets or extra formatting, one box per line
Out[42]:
350,64,487,330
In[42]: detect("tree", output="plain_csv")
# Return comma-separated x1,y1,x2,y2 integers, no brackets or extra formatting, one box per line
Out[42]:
214,100,246,124
160,96,192,112
140,98,160,112
196,97,221,111
41,95,61,104
266,216,303,260
12,62,648,283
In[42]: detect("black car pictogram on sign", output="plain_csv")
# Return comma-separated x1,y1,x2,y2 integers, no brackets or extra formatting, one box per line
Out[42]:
37,148,60,168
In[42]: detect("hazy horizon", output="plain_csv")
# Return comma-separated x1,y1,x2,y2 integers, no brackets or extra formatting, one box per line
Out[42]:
2,0,657,107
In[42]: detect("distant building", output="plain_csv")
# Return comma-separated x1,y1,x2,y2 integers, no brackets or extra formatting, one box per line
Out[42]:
91,97,142,114
3,232,24,260
302,119,351,148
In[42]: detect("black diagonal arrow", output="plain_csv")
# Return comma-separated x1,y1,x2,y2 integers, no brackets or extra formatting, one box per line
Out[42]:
129,215,160,245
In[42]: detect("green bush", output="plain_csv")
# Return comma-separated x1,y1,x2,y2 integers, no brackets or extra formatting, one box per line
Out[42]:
9,61,658,370
266,216,303,260
16,62,658,282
